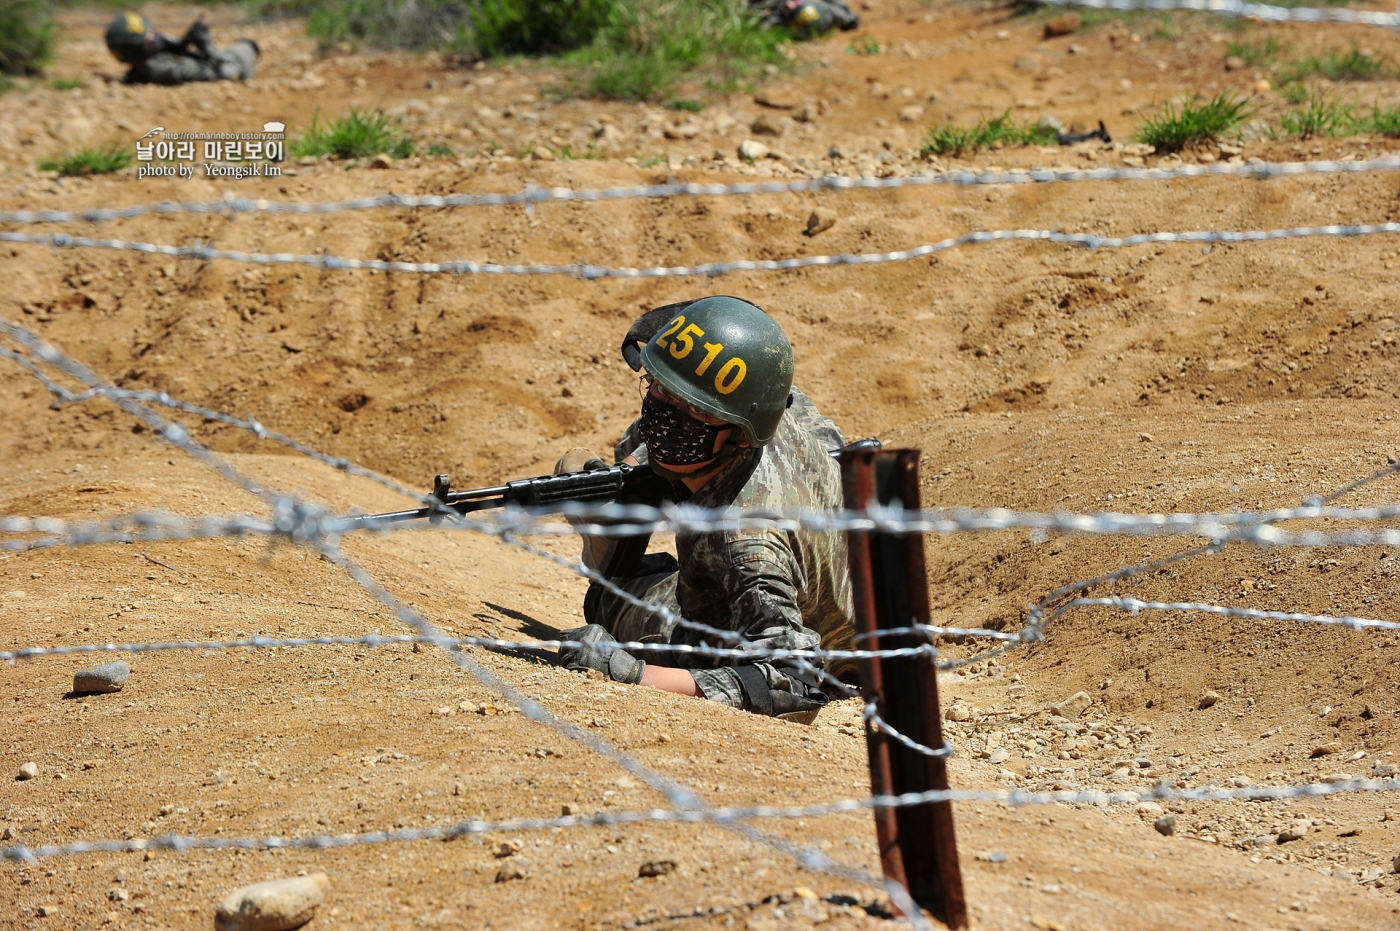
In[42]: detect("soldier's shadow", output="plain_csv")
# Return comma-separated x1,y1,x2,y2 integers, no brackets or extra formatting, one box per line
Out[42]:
478,602,566,666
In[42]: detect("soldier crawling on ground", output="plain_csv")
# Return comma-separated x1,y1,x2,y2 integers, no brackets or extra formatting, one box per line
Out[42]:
751,0,861,34
104,13,259,86
553,296,859,723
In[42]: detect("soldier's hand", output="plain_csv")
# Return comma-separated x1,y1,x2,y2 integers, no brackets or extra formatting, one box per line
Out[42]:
557,624,646,684
554,447,609,476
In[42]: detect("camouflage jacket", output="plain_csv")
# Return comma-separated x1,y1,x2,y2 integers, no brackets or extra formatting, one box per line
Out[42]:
616,387,856,709
124,40,257,85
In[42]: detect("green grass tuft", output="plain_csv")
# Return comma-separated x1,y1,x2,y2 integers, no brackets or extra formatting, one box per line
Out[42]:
424,142,455,157
1134,93,1252,152
847,35,880,55
923,112,1057,157
0,0,55,76
38,143,133,177
1226,37,1281,67
290,108,414,160
1278,46,1391,84
1275,90,1356,138
565,0,787,102
668,98,702,111
1364,104,1400,137
50,77,85,90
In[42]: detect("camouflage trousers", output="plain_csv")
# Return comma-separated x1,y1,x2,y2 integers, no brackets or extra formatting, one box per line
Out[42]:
124,41,257,85
583,553,681,647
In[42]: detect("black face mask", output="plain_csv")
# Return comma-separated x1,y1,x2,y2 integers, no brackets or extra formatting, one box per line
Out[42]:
637,392,729,467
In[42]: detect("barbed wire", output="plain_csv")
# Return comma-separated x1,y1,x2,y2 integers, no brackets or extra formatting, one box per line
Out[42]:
0,630,955,666
6,222,1400,278
7,494,1400,555
10,776,1400,866
1038,0,1400,26
8,156,1400,228
1054,594,1400,631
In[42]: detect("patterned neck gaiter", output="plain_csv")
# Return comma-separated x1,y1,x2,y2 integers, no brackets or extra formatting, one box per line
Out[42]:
637,392,728,466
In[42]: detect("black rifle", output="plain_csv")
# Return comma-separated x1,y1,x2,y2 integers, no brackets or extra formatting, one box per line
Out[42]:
339,438,881,577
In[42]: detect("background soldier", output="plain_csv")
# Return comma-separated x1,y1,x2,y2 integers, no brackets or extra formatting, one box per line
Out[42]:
751,0,860,35
104,13,259,86
555,296,856,722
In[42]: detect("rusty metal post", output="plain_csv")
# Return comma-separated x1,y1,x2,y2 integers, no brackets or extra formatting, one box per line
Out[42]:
840,447,967,929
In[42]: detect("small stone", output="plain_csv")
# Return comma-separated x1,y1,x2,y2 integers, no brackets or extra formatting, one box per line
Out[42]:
1225,55,1246,71
750,113,784,137
1320,772,1354,785
1153,814,1176,836
898,105,925,122
1049,691,1092,719
988,748,1011,765
37,905,57,918
1197,690,1221,710
108,889,129,903
214,873,328,931
1043,13,1081,38
1230,774,1252,788
638,859,677,878
805,208,837,237
738,139,769,161
1136,802,1165,817
1392,853,1400,874
369,153,394,170
74,661,129,695
492,840,522,858
1277,820,1311,843
1310,742,1342,758
663,123,699,140
753,90,796,109
17,762,39,780
1254,79,1271,94
793,102,819,123
494,862,526,883
1372,763,1397,778
561,803,577,816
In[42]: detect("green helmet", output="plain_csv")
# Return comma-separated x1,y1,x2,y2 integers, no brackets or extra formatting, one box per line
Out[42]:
106,13,154,64
639,295,794,446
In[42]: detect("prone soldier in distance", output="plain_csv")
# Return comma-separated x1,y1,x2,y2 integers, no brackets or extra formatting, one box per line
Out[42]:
751,0,860,35
552,296,860,722
105,13,259,86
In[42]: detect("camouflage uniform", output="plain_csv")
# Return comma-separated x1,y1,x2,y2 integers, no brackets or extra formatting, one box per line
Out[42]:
750,0,860,34
583,387,857,714
123,39,257,85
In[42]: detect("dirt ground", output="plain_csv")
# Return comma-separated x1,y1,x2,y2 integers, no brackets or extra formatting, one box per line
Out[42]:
3,2,1400,930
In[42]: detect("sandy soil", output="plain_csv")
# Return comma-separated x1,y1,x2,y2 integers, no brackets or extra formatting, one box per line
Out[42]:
3,2,1400,930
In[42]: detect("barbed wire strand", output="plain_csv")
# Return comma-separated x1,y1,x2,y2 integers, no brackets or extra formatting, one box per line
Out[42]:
6,223,1400,278
9,776,1400,866
1039,0,1400,26
8,156,1400,228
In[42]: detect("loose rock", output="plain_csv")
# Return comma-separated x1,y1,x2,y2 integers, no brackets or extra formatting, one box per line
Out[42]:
1310,742,1341,758
1048,691,1092,719
17,762,39,780
988,748,1011,765
214,873,329,931
805,208,837,237
1372,763,1397,778
750,113,785,137
898,105,925,123
638,859,677,878
1153,814,1176,836
753,90,797,109
1277,821,1311,843
492,840,522,858
369,153,394,170
738,140,769,161
495,862,527,883
1197,690,1221,710
1043,13,1081,38
74,661,129,694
